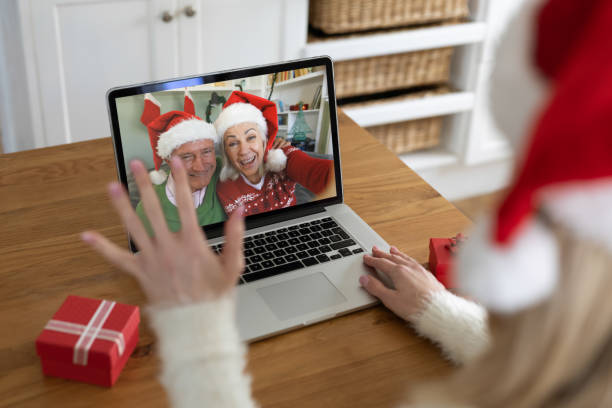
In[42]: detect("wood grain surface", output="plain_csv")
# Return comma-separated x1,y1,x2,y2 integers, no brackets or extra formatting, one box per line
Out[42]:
0,112,470,407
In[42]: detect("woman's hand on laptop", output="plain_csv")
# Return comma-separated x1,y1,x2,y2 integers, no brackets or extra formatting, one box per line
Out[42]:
81,158,245,307
360,246,444,323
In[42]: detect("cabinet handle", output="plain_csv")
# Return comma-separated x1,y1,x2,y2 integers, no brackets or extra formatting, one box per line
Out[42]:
161,11,173,23
184,6,196,17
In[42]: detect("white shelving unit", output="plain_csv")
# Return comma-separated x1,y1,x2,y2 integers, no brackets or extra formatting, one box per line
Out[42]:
303,22,487,61
160,75,267,93
399,147,459,171
342,92,475,127
272,71,324,87
298,0,515,200
266,71,329,154
278,109,319,115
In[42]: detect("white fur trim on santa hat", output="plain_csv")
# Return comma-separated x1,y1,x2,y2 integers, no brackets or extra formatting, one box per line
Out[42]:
214,103,268,140
456,215,559,314
144,92,161,107
149,169,168,185
156,119,218,160
543,180,612,254
264,148,287,173
488,0,548,156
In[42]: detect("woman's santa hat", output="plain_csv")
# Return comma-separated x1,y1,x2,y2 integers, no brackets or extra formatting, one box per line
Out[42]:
214,91,286,181
143,109,218,184
456,0,612,313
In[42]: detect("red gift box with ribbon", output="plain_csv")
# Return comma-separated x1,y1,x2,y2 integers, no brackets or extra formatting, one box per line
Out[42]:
35,295,140,387
428,234,467,289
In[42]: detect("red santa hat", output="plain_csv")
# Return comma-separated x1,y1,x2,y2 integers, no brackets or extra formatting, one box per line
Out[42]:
456,0,612,313
144,110,218,184
214,91,286,181
184,88,195,115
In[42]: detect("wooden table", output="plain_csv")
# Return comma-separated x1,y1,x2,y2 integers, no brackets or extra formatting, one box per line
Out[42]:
0,112,471,407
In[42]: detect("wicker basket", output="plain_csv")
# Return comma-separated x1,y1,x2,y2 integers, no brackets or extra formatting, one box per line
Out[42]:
343,87,449,154
367,117,442,154
310,0,469,34
334,48,453,99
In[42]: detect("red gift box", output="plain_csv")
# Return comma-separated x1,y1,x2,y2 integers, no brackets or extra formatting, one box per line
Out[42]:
429,234,467,289
35,295,140,387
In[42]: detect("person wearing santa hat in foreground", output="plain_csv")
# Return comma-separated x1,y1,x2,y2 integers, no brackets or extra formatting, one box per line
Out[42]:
214,91,333,217
82,0,612,406
136,110,226,234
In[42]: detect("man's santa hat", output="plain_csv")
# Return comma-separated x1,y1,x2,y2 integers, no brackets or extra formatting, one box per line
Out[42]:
456,0,612,313
142,107,218,185
214,91,286,181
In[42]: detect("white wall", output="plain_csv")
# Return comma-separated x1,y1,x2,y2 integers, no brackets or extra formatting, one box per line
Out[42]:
0,0,37,152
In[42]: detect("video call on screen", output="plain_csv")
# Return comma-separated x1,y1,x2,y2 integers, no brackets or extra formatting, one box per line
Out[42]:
115,65,335,232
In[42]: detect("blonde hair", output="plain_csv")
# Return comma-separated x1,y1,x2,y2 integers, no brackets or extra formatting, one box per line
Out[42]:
412,221,612,407
219,123,267,182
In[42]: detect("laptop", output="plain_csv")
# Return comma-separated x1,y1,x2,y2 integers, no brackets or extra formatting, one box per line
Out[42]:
106,56,390,342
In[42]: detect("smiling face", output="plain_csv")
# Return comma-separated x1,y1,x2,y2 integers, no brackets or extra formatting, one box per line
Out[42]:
168,139,216,192
224,122,266,184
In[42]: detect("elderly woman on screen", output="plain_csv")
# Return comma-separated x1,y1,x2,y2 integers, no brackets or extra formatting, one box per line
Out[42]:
213,91,333,216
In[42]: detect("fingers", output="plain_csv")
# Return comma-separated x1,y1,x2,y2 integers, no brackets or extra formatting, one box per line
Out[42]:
169,157,201,238
221,206,245,278
81,231,142,280
359,274,395,303
107,182,153,254
363,254,402,279
130,160,171,242
389,246,420,266
272,138,287,149
371,246,413,267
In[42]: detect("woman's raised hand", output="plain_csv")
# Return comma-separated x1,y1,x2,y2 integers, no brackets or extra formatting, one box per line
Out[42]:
271,137,291,149
361,246,445,322
81,158,245,306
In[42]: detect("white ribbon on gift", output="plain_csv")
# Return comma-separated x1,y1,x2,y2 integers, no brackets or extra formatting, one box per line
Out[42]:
44,300,125,366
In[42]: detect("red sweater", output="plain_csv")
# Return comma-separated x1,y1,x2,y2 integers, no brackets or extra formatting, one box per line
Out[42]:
217,146,332,216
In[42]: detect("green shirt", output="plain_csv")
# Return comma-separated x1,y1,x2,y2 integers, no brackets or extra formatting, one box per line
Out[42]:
136,158,226,235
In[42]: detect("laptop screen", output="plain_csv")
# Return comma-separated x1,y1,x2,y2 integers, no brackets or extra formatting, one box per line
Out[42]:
108,57,341,238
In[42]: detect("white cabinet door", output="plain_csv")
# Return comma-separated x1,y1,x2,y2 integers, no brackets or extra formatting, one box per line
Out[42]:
187,0,292,74
12,0,308,149
27,0,180,146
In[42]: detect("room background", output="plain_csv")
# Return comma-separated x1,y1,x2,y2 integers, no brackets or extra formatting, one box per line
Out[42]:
0,0,527,201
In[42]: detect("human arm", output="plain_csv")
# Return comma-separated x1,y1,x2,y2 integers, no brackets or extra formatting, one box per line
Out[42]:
81,158,255,408
361,247,490,365
283,146,333,194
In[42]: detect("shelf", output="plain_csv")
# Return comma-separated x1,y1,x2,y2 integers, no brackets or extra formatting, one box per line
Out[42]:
303,22,487,61
278,109,320,115
400,148,459,171
272,71,324,87
342,92,474,127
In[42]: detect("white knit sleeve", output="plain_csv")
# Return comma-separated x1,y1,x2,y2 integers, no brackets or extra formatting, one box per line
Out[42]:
147,296,257,408
411,290,490,365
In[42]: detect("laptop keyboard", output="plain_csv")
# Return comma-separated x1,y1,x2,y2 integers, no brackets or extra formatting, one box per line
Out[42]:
210,217,364,284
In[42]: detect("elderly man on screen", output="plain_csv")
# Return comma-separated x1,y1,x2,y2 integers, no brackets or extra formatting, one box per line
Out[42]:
137,110,226,234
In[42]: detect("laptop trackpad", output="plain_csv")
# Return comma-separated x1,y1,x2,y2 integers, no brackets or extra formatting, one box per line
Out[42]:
257,273,347,321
